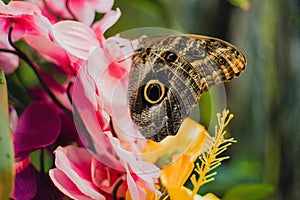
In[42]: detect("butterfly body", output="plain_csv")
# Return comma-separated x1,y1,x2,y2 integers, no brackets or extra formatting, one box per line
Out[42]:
128,34,247,142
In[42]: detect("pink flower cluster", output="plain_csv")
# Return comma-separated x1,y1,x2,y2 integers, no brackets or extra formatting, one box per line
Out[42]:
0,0,160,199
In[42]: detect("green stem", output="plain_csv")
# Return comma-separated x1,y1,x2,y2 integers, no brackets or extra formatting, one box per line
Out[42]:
40,148,45,174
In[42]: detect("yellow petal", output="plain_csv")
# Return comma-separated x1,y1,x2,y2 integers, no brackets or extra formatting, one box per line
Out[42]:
125,184,160,200
160,154,194,188
167,186,194,200
142,118,213,167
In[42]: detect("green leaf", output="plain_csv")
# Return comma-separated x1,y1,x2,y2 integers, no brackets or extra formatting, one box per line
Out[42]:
0,68,15,199
223,183,274,200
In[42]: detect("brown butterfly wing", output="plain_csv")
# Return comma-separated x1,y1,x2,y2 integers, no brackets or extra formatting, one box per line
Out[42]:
128,34,247,142
146,34,247,91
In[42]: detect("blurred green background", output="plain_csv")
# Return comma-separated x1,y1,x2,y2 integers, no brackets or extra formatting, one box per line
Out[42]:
108,0,300,199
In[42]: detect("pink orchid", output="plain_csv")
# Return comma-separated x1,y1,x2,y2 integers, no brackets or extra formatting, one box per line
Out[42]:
49,68,161,199
0,0,120,75
50,8,121,59
25,7,121,75
49,26,161,198
0,1,76,75
0,1,51,74
29,0,114,26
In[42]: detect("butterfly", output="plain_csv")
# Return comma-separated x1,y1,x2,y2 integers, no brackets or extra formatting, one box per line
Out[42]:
127,34,247,142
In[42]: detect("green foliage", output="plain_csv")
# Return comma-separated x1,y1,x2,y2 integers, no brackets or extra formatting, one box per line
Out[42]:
0,68,15,199
1,0,11,5
227,0,250,10
223,184,274,200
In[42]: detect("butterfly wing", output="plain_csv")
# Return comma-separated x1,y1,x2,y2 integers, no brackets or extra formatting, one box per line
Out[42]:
128,34,247,141
146,34,247,91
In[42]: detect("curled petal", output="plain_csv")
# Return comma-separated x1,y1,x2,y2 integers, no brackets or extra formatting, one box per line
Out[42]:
49,169,96,200
53,146,105,199
92,8,121,42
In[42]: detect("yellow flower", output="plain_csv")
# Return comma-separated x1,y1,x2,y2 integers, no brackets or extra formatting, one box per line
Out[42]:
143,117,214,200
142,118,213,167
141,110,235,200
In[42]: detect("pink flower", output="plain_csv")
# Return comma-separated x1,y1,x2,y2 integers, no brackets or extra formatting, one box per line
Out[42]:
50,9,121,58
0,1,119,75
0,1,51,74
0,1,75,75
50,146,158,199
25,8,121,75
29,0,114,26
50,64,160,199
49,20,161,198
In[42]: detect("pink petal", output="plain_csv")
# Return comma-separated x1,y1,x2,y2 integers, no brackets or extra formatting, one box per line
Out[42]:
36,0,71,23
14,102,61,158
0,49,19,74
24,35,76,75
126,168,146,200
87,43,145,150
51,20,99,59
72,66,121,168
0,1,41,16
0,1,52,36
9,106,18,133
49,169,95,200
92,8,121,42
92,0,114,13
105,134,161,196
69,1,95,26
91,157,125,195
53,146,105,199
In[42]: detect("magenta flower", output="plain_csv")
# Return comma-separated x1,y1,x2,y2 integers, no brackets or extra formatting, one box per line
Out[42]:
9,102,63,199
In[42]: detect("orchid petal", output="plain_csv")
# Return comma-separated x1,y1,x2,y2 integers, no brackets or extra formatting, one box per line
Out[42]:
49,169,95,200
92,8,121,42
69,1,95,26
0,1,41,16
11,159,37,200
53,146,106,199
93,0,114,13
14,102,61,158
51,20,99,59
